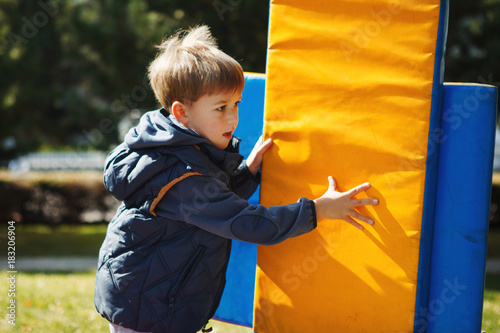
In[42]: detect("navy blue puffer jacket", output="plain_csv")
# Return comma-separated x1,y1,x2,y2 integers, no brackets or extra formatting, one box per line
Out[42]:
94,110,317,332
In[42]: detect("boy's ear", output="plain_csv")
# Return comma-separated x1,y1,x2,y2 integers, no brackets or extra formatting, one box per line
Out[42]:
171,101,189,127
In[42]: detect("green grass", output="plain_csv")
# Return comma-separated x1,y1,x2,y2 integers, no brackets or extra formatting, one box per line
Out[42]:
0,270,109,332
483,274,500,333
1,224,108,257
0,270,251,332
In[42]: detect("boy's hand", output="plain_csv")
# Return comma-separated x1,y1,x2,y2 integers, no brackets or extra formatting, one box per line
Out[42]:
246,137,273,176
313,176,378,230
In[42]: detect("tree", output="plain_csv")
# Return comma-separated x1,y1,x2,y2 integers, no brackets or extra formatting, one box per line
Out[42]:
0,0,270,160
1,0,498,161
444,0,500,88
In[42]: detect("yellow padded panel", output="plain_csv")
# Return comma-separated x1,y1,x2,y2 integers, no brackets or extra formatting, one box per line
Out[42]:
255,1,441,332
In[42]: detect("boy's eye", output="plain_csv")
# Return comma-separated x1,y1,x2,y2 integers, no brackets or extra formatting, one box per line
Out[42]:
216,100,241,111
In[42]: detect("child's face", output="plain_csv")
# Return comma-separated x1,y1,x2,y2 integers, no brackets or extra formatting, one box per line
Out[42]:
180,89,242,150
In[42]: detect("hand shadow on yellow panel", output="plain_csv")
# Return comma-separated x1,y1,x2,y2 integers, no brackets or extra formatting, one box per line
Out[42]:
258,230,414,332
357,185,418,281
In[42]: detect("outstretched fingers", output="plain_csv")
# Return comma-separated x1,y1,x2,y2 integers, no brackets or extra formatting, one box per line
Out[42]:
353,198,379,207
349,209,374,226
319,177,379,229
346,182,371,197
344,182,378,229
344,216,364,230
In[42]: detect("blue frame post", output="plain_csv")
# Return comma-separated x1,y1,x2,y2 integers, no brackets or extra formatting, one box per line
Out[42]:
426,83,498,332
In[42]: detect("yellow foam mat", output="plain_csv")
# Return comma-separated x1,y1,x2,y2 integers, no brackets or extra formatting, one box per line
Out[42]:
255,1,442,331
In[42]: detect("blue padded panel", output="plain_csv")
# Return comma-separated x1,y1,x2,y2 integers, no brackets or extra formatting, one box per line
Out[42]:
213,73,265,327
414,1,449,329
426,83,497,333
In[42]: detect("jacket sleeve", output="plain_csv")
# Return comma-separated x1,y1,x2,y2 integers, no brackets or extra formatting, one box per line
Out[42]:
153,175,317,245
230,160,261,200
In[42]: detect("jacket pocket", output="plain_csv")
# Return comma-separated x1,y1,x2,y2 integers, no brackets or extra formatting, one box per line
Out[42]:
168,246,205,314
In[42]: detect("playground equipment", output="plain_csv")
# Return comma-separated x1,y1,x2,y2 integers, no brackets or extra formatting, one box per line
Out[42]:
214,1,498,332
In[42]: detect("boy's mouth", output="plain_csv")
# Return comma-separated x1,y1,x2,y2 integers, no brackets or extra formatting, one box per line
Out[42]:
223,131,233,139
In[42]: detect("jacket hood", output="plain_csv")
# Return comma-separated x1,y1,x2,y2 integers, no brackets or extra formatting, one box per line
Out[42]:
125,109,206,149
104,109,242,201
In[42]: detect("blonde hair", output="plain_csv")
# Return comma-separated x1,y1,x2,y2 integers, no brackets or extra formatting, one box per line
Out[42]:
148,25,245,113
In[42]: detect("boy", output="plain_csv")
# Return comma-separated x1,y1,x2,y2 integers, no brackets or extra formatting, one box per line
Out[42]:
94,26,378,333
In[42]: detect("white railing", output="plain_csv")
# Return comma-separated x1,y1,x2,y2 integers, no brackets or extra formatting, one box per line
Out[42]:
8,151,107,172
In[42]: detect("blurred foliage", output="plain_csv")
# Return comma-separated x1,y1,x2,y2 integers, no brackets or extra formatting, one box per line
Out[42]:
0,0,499,160
0,170,118,224
0,0,269,159
444,0,500,85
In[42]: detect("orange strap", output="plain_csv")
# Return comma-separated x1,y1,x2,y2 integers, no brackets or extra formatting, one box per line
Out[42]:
149,172,202,217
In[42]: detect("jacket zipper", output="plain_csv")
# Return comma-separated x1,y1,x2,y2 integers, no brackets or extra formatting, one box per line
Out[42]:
168,246,205,314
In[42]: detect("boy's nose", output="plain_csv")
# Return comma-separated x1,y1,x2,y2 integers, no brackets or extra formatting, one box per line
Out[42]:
227,108,238,125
